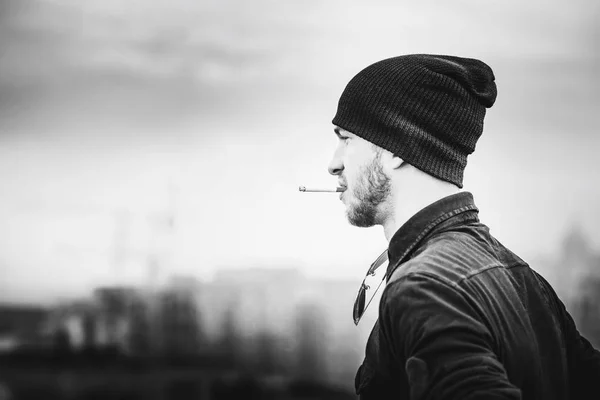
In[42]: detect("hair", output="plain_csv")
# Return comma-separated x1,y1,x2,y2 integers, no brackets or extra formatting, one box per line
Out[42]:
371,142,384,158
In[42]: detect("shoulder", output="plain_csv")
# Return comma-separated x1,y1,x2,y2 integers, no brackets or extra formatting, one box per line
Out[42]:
388,228,524,289
387,235,475,291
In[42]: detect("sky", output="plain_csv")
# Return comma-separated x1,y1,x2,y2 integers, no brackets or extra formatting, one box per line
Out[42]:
0,0,599,303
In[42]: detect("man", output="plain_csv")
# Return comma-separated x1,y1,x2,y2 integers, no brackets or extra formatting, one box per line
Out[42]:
327,54,600,399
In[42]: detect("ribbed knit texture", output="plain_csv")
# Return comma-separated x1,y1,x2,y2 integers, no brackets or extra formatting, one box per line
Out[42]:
332,54,497,188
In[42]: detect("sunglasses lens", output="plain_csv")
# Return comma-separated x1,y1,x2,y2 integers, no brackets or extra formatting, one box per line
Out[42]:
353,284,367,325
353,249,389,326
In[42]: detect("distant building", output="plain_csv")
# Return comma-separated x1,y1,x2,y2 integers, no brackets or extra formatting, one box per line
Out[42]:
552,226,600,347
45,300,96,351
92,286,140,353
158,277,204,356
0,304,55,352
556,226,596,304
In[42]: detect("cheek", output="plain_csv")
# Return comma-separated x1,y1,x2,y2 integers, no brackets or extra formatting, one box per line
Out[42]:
343,144,372,181
344,162,365,187
344,151,367,174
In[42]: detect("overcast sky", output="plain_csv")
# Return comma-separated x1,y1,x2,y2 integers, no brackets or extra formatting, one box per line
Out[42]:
1,0,599,303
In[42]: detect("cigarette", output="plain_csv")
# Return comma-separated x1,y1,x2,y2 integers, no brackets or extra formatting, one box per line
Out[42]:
299,186,346,193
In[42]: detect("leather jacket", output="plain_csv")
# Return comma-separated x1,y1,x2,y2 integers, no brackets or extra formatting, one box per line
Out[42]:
355,192,600,399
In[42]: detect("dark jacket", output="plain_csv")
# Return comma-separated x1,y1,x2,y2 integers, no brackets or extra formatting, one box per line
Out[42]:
356,191,600,399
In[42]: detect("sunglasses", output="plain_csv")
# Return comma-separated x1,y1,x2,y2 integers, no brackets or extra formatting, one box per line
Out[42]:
353,249,390,325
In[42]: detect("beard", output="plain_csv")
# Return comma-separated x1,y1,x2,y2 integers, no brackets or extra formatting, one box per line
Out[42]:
346,155,391,227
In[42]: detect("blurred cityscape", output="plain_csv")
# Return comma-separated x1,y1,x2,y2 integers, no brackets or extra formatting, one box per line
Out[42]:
1,225,599,400
0,264,365,400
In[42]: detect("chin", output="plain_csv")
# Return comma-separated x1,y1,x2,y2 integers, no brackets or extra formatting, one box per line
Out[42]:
345,200,382,227
348,219,376,228
346,210,376,228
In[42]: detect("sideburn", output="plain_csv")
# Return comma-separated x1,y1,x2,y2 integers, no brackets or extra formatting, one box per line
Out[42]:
349,152,391,227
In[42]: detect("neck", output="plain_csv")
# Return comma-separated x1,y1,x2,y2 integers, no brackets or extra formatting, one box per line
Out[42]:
382,173,460,242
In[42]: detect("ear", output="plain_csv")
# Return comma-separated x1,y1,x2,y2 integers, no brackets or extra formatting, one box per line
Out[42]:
390,155,405,170
378,150,405,172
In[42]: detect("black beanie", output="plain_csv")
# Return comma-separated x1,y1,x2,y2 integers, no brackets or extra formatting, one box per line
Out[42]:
332,54,497,188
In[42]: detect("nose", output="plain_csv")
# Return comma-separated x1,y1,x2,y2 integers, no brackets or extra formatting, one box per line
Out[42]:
328,146,344,176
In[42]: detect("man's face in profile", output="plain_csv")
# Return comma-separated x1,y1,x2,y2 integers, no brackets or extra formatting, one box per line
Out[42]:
328,127,391,227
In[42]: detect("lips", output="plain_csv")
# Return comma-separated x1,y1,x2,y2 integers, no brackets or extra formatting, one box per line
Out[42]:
338,179,347,200
339,186,346,200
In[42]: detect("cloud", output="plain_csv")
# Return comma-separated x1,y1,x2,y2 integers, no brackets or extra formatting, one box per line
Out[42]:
0,0,337,140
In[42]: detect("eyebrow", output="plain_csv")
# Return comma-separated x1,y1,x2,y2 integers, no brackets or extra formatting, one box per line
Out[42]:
333,127,344,137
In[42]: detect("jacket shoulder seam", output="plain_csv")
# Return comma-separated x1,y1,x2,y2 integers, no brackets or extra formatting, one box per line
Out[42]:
457,262,528,285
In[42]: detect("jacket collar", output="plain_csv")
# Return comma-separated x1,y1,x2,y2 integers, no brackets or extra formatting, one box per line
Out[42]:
385,191,479,281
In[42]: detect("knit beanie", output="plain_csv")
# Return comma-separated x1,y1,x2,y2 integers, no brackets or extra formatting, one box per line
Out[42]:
332,54,497,188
